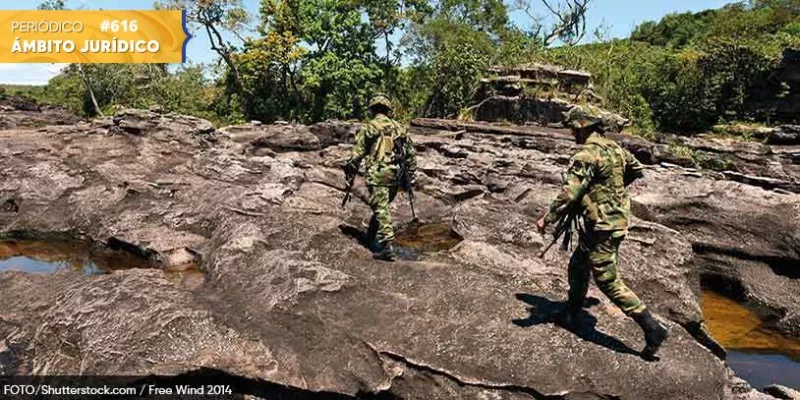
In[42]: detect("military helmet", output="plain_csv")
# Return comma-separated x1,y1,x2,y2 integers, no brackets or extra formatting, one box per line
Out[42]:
563,105,604,130
368,94,393,112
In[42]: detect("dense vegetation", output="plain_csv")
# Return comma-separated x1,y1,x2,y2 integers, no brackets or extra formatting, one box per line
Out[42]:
11,0,799,134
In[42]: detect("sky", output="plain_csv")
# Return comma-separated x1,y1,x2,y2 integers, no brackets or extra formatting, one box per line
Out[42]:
0,0,735,85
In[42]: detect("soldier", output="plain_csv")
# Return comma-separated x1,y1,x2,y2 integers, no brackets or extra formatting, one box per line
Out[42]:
345,94,417,261
536,105,669,361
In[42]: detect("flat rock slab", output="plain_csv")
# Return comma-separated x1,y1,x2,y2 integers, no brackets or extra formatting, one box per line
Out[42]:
0,111,793,399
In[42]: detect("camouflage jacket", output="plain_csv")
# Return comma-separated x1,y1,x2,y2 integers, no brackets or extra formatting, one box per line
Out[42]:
347,114,417,187
545,133,644,235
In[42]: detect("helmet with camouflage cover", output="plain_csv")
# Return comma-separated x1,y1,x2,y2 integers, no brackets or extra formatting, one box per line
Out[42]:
368,94,393,112
563,105,604,130
563,104,630,133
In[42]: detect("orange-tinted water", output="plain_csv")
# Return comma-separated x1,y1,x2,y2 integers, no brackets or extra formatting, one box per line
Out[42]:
393,223,463,260
394,223,462,253
701,289,800,389
701,290,800,359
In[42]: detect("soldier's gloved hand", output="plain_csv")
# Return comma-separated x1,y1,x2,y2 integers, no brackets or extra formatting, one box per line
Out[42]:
343,162,358,180
536,215,548,234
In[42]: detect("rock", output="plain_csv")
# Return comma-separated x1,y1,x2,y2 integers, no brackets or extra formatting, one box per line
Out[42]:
712,124,774,139
113,109,160,133
0,94,40,112
248,124,321,152
112,109,216,139
0,99,81,129
764,385,800,399
472,63,628,131
769,125,800,146
484,173,509,193
722,171,799,193
473,95,574,126
222,120,360,152
309,120,361,147
633,172,800,336
1,113,797,398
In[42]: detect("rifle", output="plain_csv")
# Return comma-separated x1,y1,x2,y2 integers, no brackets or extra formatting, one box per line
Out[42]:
394,135,417,221
341,173,355,208
539,209,580,258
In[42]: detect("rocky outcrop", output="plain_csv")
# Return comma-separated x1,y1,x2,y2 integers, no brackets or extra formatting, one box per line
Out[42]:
221,120,361,153
632,172,800,337
769,125,800,145
0,108,796,398
0,94,81,129
471,64,627,130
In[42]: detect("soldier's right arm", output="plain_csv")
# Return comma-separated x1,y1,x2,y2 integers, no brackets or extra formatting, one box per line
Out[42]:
623,149,645,186
347,123,372,169
544,150,596,224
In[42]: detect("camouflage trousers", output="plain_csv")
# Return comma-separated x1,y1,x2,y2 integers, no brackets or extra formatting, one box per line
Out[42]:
567,231,646,316
367,185,398,248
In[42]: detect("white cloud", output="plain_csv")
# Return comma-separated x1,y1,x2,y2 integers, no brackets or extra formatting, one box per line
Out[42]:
0,63,67,85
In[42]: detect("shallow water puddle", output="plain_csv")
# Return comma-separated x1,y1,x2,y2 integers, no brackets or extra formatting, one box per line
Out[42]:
393,222,463,260
701,289,800,389
0,239,151,274
0,239,204,288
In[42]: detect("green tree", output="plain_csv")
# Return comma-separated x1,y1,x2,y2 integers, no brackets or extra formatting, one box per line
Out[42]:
37,0,65,10
156,0,251,91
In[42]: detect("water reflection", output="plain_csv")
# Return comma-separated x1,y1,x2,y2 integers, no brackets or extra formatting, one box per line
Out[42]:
701,289,800,389
0,239,205,289
393,222,463,260
0,239,150,274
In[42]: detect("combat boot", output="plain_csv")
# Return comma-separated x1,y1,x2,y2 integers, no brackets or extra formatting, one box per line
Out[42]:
632,309,670,361
373,243,396,262
555,309,589,334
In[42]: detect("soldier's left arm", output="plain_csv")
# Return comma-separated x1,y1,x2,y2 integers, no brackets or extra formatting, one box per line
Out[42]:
544,151,596,224
346,123,371,174
402,126,417,182
623,148,645,186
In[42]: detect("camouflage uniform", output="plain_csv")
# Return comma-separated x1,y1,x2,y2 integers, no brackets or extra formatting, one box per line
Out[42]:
346,98,416,249
545,107,646,316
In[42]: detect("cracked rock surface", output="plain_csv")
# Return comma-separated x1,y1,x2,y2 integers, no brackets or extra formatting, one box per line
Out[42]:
0,109,796,399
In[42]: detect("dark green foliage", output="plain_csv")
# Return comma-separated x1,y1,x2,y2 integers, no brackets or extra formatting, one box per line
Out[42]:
536,1,799,134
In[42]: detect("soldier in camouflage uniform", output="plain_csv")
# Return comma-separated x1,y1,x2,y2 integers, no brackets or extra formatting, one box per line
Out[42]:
345,95,417,261
536,105,669,361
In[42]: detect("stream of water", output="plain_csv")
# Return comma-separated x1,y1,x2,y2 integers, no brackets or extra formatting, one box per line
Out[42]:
701,289,800,390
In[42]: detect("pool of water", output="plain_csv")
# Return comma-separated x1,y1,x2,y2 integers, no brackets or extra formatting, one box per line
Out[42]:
0,239,204,288
0,238,152,274
393,222,463,260
701,289,800,390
